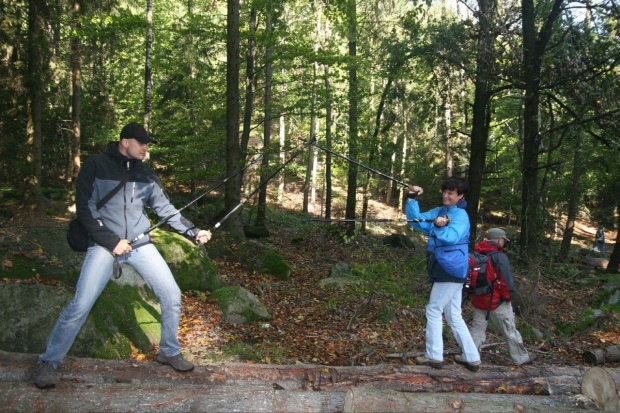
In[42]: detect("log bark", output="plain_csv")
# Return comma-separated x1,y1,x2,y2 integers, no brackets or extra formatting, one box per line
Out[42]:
2,351,619,412
343,388,597,413
584,345,620,365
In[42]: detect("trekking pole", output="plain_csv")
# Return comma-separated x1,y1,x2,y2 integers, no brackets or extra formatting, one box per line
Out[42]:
298,137,410,189
129,153,263,246
212,137,314,231
303,218,450,223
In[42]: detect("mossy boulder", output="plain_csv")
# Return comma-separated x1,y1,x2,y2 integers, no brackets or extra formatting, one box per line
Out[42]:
0,282,158,359
211,286,271,324
151,228,224,292
383,233,415,249
259,250,292,281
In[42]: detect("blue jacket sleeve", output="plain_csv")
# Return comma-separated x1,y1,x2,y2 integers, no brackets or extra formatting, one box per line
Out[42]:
405,200,438,234
431,208,470,246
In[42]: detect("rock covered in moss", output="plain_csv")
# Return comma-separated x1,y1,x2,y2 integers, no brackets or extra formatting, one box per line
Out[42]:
260,250,291,281
211,286,271,324
151,228,225,292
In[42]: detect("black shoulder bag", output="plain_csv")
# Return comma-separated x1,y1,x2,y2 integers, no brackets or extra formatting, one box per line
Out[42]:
67,174,130,252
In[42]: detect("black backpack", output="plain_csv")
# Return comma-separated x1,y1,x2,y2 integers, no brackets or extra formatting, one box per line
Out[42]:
463,251,499,296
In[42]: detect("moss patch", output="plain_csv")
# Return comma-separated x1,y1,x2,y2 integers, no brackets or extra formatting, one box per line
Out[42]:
259,250,291,281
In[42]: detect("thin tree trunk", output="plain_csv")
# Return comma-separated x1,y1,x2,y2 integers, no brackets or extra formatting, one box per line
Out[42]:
144,0,153,131
345,0,358,236
240,7,256,166
466,0,498,244
324,64,333,220
607,205,620,273
277,73,286,202
25,0,44,204
70,0,82,188
225,0,242,232
257,12,273,227
559,132,584,261
519,0,564,259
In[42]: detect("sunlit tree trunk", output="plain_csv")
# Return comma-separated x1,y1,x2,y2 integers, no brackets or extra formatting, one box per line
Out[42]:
303,2,321,214
277,72,286,202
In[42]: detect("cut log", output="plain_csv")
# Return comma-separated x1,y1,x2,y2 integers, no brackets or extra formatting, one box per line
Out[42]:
581,367,620,412
583,344,620,365
343,388,597,413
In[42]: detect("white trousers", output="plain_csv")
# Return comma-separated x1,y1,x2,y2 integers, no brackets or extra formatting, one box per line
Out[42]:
426,282,480,362
470,302,530,365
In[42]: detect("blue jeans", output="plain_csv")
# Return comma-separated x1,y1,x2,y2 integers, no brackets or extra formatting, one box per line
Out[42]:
425,282,480,362
39,244,182,367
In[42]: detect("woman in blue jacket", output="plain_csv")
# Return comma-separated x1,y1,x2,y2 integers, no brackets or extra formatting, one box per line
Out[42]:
406,178,480,371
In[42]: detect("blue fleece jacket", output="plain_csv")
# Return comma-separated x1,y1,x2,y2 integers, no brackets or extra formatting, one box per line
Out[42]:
405,199,470,282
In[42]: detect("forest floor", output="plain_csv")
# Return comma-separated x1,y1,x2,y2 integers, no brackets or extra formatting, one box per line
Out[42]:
2,192,619,372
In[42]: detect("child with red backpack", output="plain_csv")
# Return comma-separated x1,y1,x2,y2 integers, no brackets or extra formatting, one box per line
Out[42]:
461,228,535,366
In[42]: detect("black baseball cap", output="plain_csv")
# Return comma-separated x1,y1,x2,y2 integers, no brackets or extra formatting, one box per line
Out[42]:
120,122,156,144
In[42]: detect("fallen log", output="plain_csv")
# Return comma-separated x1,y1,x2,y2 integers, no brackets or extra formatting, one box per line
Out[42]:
343,388,597,413
2,350,620,397
583,344,620,365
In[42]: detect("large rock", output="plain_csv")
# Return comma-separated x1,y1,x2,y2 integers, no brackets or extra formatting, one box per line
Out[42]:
0,282,158,358
211,286,271,324
150,228,224,292
259,250,291,281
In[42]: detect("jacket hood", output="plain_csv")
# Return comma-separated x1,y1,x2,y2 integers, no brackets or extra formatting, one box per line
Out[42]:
474,239,504,254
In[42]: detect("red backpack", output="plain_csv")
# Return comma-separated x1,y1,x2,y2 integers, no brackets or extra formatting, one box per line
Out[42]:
464,251,510,319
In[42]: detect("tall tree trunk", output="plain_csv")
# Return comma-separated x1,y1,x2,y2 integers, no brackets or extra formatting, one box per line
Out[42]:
257,12,273,227
444,75,453,178
240,7,256,166
225,0,242,232
607,205,620,273
559,132,584,261
277,72,286,202
70,0,82,188
519,0,564,260
466,0,498,244
144,0,153,131
304,3,321,214
324,64,333,220
345,0,358,236
25,0,45,205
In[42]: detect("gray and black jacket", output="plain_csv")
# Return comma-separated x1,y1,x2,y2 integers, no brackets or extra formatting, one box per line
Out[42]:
76,142,199,251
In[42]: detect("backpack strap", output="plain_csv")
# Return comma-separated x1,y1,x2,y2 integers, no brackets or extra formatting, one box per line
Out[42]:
95,173,130,210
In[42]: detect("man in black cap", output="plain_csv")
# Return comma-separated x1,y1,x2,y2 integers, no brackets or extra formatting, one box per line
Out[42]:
35,122,212,388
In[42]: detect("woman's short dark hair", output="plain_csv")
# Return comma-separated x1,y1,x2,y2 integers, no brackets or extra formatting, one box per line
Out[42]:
441,178,469,195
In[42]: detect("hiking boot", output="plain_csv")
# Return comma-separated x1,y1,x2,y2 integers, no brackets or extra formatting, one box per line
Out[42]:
35,361,59,389
454,355,480,372
414,356,444,369
156,353,194,372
